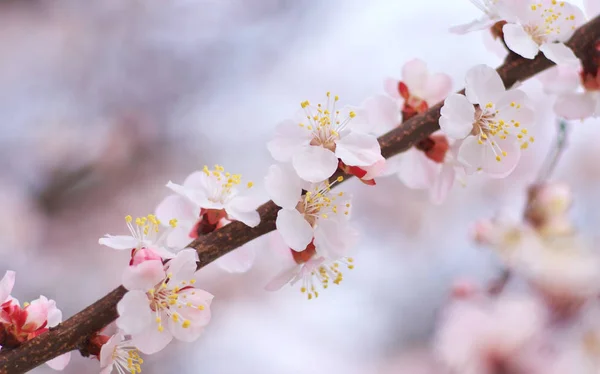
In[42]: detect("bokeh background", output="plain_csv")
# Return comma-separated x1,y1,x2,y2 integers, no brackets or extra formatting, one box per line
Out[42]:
0,0,598,372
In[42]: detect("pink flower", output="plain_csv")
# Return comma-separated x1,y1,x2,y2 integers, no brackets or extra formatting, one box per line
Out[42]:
265,163,358,256
165,165,260,228
98,214,178,261
435,294,546,374
116,249,213,354
439,65,535,178
267,92,383,183
99,332,144,374
502,0,584,65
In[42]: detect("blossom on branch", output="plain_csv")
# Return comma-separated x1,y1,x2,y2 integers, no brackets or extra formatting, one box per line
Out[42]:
502,0,584,65
157,165,259,273
99,331,144,374
439,64,535,177
116,249,213,354
268,92,384,184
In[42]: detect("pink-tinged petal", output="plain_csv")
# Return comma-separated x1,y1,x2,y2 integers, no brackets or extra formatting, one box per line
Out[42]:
167,225,196,249
0,271,15,304
397,149,438,190
168,318,205,343
265,265,301,291
540,42,580,66
99,333,122,368
98,235,138,250
459,136,521,178
402,58,429,94
215,244,256,273
423,73,453,105
45,352,71,371
449,17,496,34
224,195,260,228
166,248,198,283
165,181,215,209
496,89,536,126
100,365,114,374
362,157,386,180
585,0,600,17
335,132,383,167
292,146,338,183
314,220,357,259
176,288,213,326
131,325,173,355
554,92,597,119
430,164,456,205
265,163,304,209
439,94,475,139
267,119,312,162
503,23,540,59
182,171,210,189
46,300,62,327
24,296,49,330
465,65,505,105
155,194,198,225
538,66,581,94
122,260,165,291
276,209,313,252
361,95,400,133
116,291,152,335
383,78,401,98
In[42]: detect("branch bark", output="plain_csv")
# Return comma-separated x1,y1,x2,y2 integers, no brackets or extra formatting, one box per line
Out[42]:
1,15,599,374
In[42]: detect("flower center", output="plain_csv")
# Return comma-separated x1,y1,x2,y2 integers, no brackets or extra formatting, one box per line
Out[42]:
112,345,143,374
201,164,253,204
297,176,349,225
125,214,178,248
300,257,355,300
528,1,577,43
299,92,356,152
147,275,205,332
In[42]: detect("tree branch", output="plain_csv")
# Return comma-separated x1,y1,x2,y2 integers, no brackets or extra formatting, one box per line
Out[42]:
1,15,599,374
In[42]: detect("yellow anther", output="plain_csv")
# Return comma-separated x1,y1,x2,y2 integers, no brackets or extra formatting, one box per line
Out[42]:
155,317,161,323
157,325,164,332
190,279,196,284
172,314,179,322
125,215,132,223
337,176,344,182
496,155,502,162
247,181,253,188
198,305,205,310
349,111,356,118
301,287,307,293
182,320,191,328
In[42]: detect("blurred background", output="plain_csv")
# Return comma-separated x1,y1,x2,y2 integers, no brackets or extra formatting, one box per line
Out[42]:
0,0,598,372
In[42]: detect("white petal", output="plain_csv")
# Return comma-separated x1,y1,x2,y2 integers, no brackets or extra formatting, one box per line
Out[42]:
335,132,383,167
459,136,521,178
166,248,198,283
98,235,138,250
449,17,496,34
225,196,260,227
292,146,338,183
116,291,152,335
362,158,387,180
168,317,205,343
122,260,165,291
503,23,540,59
265,163,304,209
0,270,15,304
439,94,475,139
99,333,122,368
165,181,216,209
131,324,173,355
45,352,71,371
182,171,210,189
538,65,581,94
423,73,453,105
383,78,401,98
465,64,505,105
540,42,580,66
267,119,312,162
314,220,355,259
265,265,300,291
166,225,196,250
397,149,438,190
402,58,429,95
276,209,313,252
430,164,455,205
176,288,213,326
215,243,256,273
496,89,536,126
361,95,400,133
24,296,49,329
155,194,199,225
46,300,62,327
555,92,597,120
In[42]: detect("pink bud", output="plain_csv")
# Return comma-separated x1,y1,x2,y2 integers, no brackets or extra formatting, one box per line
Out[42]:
130,247,162,266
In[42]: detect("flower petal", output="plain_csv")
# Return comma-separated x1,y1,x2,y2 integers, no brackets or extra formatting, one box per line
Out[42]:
276,209,313,252
98,235,138,250
402,58,429,95
99,333,122,368
503,23,540,59
24,296,49,330
265,163,304,209
267,119,312,162
540,42,580,66
168,318,205,343
465,64,505,105
538,66,581,95
383,78,401,98
166,248,198,283
265,265,300,291
439,94,475,139
156,194,199,225
116,291,152,335
0,270,15,304
45,352,71,371
176,288,213,326
292,146,338,183
496,89,536,126
335,132,383,167
430,164,455,205
449,17,496,35
165,181,216,210
555,92,597,120
122,260,165,291
361,95,400,133
424,73,453,105
459,135,521,178
314,220,357,259
131,324,173,355
397,149,438,190
225,196,260,227
46,300,62,327
215,243,256,273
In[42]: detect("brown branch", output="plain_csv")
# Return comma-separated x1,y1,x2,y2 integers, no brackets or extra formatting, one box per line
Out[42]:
1,15,599,374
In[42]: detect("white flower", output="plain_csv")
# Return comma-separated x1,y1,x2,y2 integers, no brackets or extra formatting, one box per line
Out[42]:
0,270,15,304
165,165,260,228
98,214,177,260
439,65,535,178
267,92,383,183
450,0,523,34
265,163,357,257
99,332,144,374
502,0,584,65
116,249,213,354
